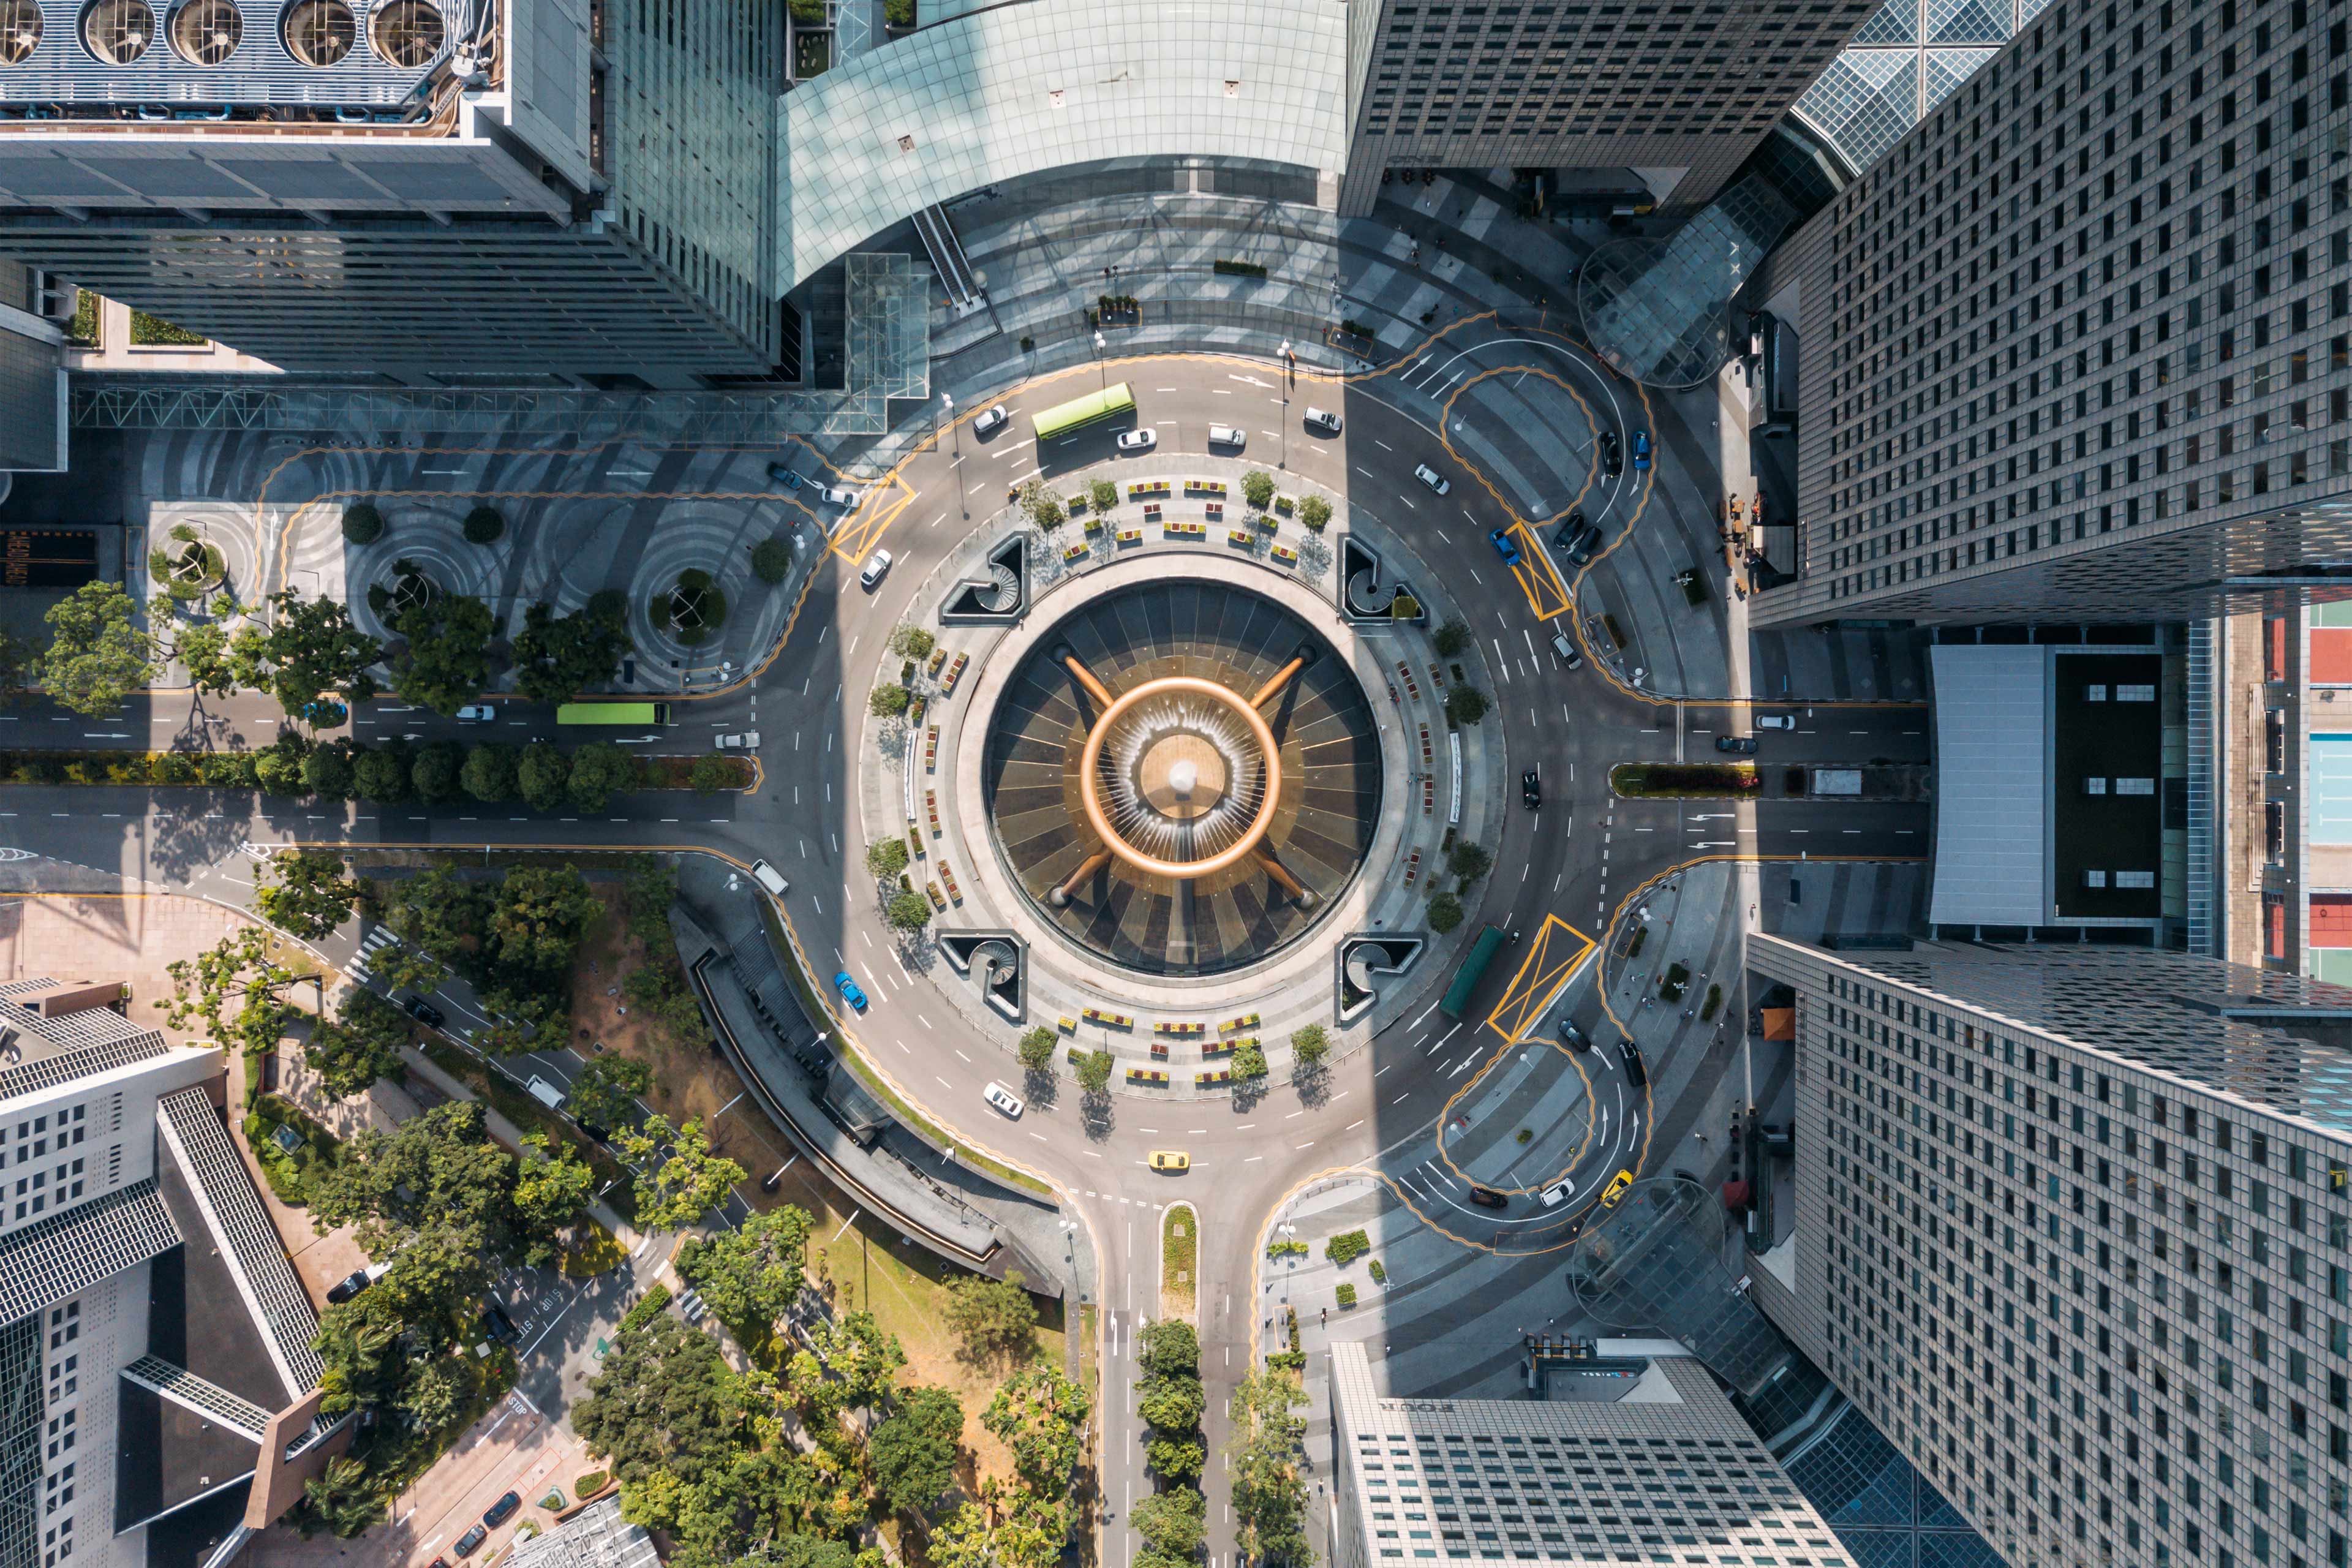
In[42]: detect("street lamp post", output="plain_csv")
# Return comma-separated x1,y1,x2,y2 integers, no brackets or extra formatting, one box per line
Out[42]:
1278,340,1292,467
943,393,968,518
1093,330,1107,388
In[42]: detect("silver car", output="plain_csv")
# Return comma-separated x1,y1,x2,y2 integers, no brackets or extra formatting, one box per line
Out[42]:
860,549,893,589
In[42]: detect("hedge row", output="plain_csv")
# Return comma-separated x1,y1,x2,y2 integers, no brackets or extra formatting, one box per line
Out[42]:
0,744,751,805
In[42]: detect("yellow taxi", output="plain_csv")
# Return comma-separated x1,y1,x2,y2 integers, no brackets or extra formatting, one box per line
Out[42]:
1148,1150,1191,1173
1599,1168,1635,1208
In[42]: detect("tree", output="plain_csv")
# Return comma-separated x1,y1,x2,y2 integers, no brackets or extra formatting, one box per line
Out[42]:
1297,494,1332,530
342,502,385,544
1444,686,1488,726
1232,1039,1269,1078
886,890,933,930
1426,891,1465,933
943,1271,1038,1368
511,594,631,704
300,741,356,800
304,987,410,1098
1131,1486,1207,1558
391,594,496,714
1089,478,1118,514
1433,617,1472,657
1227,1366,1313,1567
411,739,465,802
476,864,601,1024
307,1101,543,1264
512,1131,597,1243
462,505,505,544
353,743,413,804
1289,1023,1330,1066
888,624,936,661
257,850,360,939
385,864,486,964
461,741,519,802
622,858,677,938
1139,1371,1204,1432
302,1456,382,1538
568,741,643,812
255,737,307,796
40,580,154,715
981,1359,1090,1495
1147,1433,1206,1482
1448,840,1493,883
1074,1049,1114,1094
869,1385,962,1520
674,1204,815,1332
177,621,236,698
575,1310,746,1489
1016,1026,1057,1072
372,942,448,996
258,589,382,715
751,537,793,584
1138,1318,1199,1379
930,1495,1066,1568
792,1310,906,1416
160,925,292,1041
867,839,910,878
568,1055,652,1133
1014,477,1064,532
1241,469,1276,509
518,739,570,811
617,1115,745,1229
869,684,911,718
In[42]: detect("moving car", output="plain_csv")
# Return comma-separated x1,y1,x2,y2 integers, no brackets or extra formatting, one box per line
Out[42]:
1551,510,1585,550
1599,431,1622,477
454,704,496,722
1488,527,1521,565
1558,1017,1588,1052
1209,424,1246,447
325,1262,388,1305
1714,734,1758,754
1540,1180,1573,1208
766,461,805,490
401,995,445,1028
1632,430,1651,469
1466,1186,1509,1210
1755,712,1798,730
819,484,860,508
860,549,894,589
984,1082,1024,1120
483,1493,522,1529
454,1527,488,1558
1550,630,1584,669
715,732,759,750
1413,463,1451,495
1566,526,1600,566
973,403,1010,436
750,859,790,897
1148,1150,1191,1172
1117,428,1158,452
1599,1169,1635,1208
1618,1038,1648,1087
1521,767,1541,810
832,971,869,1012
1303,407,1342,434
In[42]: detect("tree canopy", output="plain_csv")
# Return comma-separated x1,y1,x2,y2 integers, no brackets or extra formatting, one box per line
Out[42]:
981,1359,1090,1496
256,850,361,940
307,1100,571,1267
511,594,631,704
391,594,497,714
304,987,412,1098
40,581,155,715
943,1270,1038,1369
868,1385,962,1520
255,589,383,715
674,1204,815,1333
567,1055,652,1133
617,1115,745,1229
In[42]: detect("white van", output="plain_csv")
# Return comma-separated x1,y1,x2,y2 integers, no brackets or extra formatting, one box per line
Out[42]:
1303,407,1341,434
526,1076,566,1112
1208,424,1246,447
751,859,790,897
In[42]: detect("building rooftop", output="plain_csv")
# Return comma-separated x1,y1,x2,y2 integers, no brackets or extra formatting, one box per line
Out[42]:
1790,0,2045,175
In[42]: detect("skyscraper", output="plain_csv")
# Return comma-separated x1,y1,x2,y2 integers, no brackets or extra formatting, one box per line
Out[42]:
1336,0,1879,217
1758,0,2352,625
1746,932,2352,1568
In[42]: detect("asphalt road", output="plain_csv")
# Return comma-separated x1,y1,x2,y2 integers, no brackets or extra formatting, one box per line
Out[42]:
0,333,1928,1568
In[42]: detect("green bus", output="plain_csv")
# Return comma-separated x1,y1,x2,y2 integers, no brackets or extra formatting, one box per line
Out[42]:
1439,925,1509,1020
1031,381,1136,441
557,701,673,725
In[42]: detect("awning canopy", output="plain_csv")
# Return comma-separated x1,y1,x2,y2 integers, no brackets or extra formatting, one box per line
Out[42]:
1929,644,2052,928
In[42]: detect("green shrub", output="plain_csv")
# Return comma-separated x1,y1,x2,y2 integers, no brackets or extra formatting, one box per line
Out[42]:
1660,963,1689,1002
1090,478,1119,514
1700,983,1723,1021
462,505,505,545
1324,1228,1369,1266
1241,470,1276,510
1433,617,1472,657
1265,1238,1308,1260
1335,1283,1357,1308
1367,1259,1386,1284
574,1471,610,1500
1213,259,1269,278
869,685,911,718
1445,687,1488,726
1427,892,1465,933
341,503,384,545
617,1284,671,1333
751,538,792,584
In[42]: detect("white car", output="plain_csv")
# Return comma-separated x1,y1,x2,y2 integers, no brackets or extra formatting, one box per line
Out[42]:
1414,463,1450,495
1303,407,1341,434
984,1082,1025,1120
1540,1180,1573,1208
1209,424,1245,447
974,403,1009,435
860,549,894,589
454,704,496,722
1756,712,1798,730
1117,429,1158,452
715,732,760,750
750,859,790,896
820,484,861,508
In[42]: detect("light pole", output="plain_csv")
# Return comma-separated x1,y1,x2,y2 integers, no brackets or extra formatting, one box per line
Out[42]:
1093,330,1107,388
1278,339,1292,468
943,393,968,518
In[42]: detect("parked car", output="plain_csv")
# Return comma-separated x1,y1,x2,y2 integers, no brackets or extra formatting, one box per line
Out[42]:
1303,407,1342,434
750,859,790,897
401,995,445,1028
1466,1186,1509,1210
984,1082,1024,1119
1558,1017,1588,1052
1550,630,1583,669
1756,712,1798,729
1566,526,1600,566
1551,510,1585,550
297,699,347,727
1599,1169,1635,1208
1599,431,1622,477
1632,430,1651,469
454,1527,488,1558
1148,1150,1191,1172
715,732,759,750
766,461,805,490
1117,428,1158,452
860,549,894,589
819,484,860,508
1618,1038,1648,1087
1714,734,1758,754
454,704,496,722
973,403,1009,436
1488,527,1521,565
483,1493,522,1528
1521,767,1541,810
326,1267,375,1305
832,971,869,1012
1209,424,1246,447
480,1303,518,1345
1413,463,1450,495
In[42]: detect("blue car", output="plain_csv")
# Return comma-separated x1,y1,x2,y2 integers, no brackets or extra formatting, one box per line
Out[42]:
766,461,805,491
298,699,347,727
832,970,869,1011
1632,431,1651,470
1488,528,1521,565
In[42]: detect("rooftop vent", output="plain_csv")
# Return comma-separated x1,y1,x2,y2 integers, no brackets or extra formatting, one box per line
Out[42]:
1,0,40,63
168,0,239,63
369,0,441,66
81,0,154,64
281,0,353,64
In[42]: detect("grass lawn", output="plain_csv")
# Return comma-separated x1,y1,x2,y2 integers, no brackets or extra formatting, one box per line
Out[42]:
1161,1204,1197,1322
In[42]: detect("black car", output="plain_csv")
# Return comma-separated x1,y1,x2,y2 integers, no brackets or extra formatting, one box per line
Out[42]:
1558,1017,1589,1052
1467,1186,1509,1210
1599,431,1623,477
325,1268,374,1305
454,1528,488,1558
1714,734,1758,754
1618,1039,1648,1088
1551,510,1586,550
1521,768,1541,810
483,1491,522,1528
480,1302,519,1345
1566,526,1600,567
401,995,445,1028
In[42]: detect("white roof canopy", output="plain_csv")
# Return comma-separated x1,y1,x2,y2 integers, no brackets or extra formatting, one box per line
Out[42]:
1928,643,2052,928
